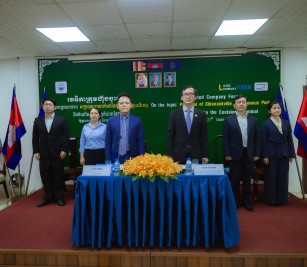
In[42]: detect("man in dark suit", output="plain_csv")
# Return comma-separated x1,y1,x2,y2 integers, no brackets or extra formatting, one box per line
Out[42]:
150,74,161,87
167,85,209,164
32,98,70,207
223,94,260,211
105,92,145,164
164,74,175,87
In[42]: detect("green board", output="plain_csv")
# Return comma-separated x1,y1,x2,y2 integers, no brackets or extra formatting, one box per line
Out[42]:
38,50,281,164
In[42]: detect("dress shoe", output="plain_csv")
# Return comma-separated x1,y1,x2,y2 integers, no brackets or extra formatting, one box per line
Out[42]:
37,200,48,207
57,200,65,206
243,202,254,212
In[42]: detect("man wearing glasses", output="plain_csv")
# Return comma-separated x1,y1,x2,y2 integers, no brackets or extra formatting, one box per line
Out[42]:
32,98,70,207
167,85,209,164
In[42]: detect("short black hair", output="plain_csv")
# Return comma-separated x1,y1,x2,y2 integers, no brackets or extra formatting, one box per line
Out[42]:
117,92,132,103
42,97,56,106
181,85,198,97
267,100,281,111
234,94,247,103
89,107,102,120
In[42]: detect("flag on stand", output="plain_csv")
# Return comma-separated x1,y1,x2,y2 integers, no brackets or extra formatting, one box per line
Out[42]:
294,91,307,159
131,61,146,71
38,87,46,117
276,84,290,120
1,86,27,170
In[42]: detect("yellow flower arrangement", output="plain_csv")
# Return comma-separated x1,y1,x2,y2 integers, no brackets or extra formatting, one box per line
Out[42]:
122,153,182,182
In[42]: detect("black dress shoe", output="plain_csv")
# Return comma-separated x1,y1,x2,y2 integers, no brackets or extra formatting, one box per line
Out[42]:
37,200,48,207
243,202,254,212
57,200,65,206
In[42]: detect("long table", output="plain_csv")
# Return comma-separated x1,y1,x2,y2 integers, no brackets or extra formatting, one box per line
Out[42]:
72,174,240,249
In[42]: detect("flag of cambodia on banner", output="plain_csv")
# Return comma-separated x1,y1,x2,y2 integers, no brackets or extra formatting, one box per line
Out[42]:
147,60,163,71
294,91,307,159
131,61,146,71
1,87,27,170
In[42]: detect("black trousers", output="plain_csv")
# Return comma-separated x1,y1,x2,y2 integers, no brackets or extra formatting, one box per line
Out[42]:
229,149,254,204
264,157,289,205
39,157,65,201
84,148,105,165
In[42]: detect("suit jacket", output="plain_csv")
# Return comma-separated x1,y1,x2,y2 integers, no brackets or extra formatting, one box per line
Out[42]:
164,82,175,86
223,114,260,162
150,82,160,87
32,115,70,160
261,118,295,158
167,107,209,163
105,114,145,162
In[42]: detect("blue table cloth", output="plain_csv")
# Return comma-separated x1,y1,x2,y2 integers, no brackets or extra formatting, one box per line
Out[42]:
72,174,240,249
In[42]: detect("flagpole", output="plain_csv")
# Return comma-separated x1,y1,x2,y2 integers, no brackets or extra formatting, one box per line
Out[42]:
25,154,34,196
294,158,305,199
17,163,22,195
5,167,16,198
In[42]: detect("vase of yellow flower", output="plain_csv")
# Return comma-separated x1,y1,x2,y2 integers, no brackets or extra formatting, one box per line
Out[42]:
122,153,182,182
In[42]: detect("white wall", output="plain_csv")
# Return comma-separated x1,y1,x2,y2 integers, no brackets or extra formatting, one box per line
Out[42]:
0,49,307,195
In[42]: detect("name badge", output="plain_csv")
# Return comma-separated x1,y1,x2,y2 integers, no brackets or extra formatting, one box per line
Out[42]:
193,164,225,175
82,165,111,176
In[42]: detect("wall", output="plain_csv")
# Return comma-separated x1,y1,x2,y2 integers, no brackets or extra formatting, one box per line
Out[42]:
0,48,307,195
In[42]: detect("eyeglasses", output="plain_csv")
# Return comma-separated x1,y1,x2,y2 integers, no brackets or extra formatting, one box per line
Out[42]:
43,103,54,106
182,93,195,97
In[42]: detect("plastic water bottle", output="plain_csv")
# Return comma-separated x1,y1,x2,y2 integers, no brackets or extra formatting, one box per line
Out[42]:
113,159,121,176
185,157,193,175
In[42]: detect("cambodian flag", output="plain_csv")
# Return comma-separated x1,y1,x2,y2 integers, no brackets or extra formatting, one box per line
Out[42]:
1,87,27,170
294,91,307,159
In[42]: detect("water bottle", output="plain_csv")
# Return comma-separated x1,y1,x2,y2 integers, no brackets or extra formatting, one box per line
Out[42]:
113,159,121,176
185,157,193,175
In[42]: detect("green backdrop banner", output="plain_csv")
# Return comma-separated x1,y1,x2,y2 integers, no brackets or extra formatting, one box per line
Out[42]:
38,50,281,163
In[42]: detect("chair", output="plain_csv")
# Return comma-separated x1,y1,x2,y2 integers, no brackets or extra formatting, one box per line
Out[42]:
64,137,82,186
253,159,264,201
0,162,9,198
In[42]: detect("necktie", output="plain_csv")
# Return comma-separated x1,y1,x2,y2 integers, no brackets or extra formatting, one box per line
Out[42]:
186,109,191,134
119,116,127,156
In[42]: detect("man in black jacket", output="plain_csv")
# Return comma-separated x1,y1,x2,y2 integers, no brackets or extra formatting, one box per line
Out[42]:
32,98,69,207
167,85,209,164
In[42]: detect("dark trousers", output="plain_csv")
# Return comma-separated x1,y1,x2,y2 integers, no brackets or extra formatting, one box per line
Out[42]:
84,148,105,165
229,149,254,204
39,157,65,201
264,157,289,205
119,152,131,164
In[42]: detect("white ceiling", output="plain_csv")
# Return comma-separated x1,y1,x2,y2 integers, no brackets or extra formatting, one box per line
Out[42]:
1,0,307,60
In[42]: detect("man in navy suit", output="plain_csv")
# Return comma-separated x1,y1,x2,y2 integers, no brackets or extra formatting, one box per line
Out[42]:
167,85,209,164
32,98,70,207
105,92,145,163
223,94,260,211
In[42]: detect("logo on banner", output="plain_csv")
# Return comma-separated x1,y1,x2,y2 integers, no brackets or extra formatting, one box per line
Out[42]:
254,82,268,91
55,81,67,94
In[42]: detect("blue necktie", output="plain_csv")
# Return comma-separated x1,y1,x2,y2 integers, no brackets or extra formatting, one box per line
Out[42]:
186,109,191,134
119,116,127,156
